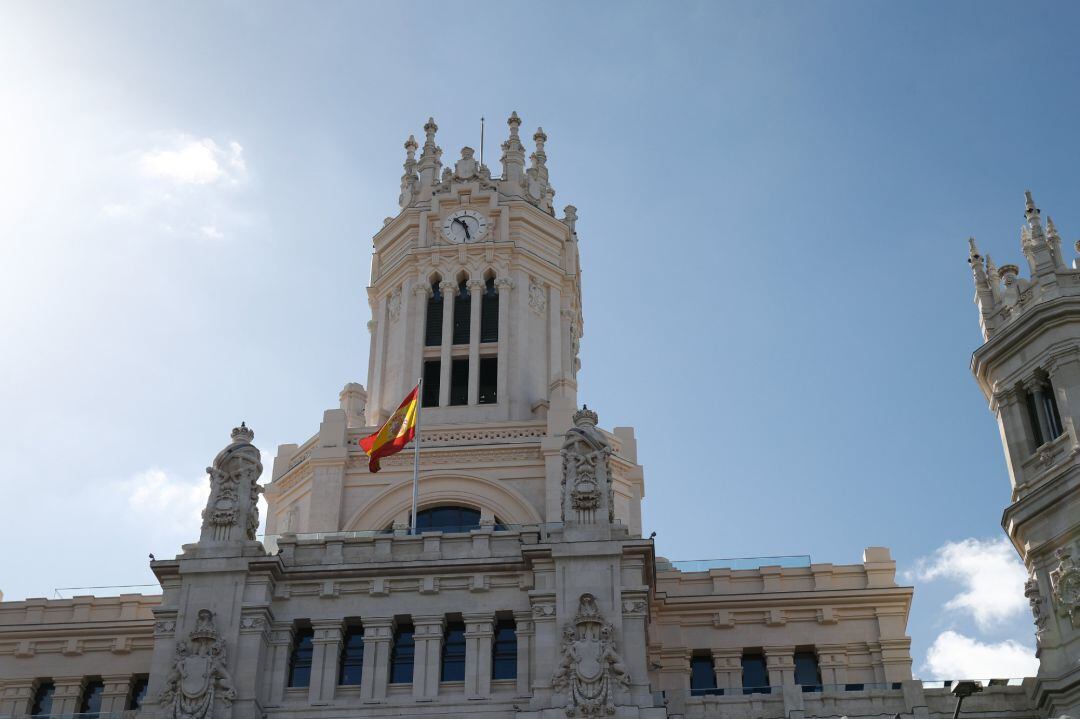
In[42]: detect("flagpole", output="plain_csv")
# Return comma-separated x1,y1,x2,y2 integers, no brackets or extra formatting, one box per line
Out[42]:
410,377,422,535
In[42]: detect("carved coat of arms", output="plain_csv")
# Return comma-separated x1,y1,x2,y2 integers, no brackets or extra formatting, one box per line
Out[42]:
552,594,630,717
160,609,236,719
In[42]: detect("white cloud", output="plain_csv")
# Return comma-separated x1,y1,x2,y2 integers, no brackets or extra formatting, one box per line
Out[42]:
124,467,207,534
139,137,247,185
200,224,224,240
923,630,1037,679
907,537,1028,629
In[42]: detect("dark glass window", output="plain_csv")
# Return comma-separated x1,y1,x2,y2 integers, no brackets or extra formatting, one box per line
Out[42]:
422,360,441,408
79,679,104,716
478,357,497,405
480,277,499,342
794,651,821,691
492,619,517,680
128,677,149,710
441,620,467,681
844,683,865,691
339,625,365,686
690,653,719,696
30,682,55,716
425,281,444,346
449,358,469,405
452,280,471,345
741,653,770,694
390,623,415,684
415,506,481,533
288,626,315,688
1045,380,1064,439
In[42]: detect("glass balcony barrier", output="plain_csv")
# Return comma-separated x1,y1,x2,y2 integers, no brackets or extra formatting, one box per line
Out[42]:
665,555,812,572
260,521,568,554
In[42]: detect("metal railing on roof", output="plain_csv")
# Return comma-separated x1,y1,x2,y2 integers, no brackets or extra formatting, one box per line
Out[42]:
665,555,812,572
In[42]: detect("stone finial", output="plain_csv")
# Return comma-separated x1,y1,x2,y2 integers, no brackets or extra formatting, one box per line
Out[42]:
534,127,548,152
507,111,521,135
999,264,1020,285
455,146,478,180
968,237,983,263
399,135,420,208
231,422,254,444
573,404,599,428
1047,215,1060,240
424,117,439,143
417,117,443,188
563,204,578,234
1025,190,1045,237
501,111,527,185
405,134,418,159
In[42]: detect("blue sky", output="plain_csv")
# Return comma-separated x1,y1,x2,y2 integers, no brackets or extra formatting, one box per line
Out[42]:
3,0,1078,679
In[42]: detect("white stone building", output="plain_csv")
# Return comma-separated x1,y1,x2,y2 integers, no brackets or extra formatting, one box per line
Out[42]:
0,116,1073,719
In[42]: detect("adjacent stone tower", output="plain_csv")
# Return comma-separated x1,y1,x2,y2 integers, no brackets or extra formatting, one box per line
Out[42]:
968,192,1080,719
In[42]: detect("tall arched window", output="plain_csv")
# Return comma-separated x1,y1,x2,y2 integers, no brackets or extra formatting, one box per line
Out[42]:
425,279,443,347
453,279,471,345
480,275,499,342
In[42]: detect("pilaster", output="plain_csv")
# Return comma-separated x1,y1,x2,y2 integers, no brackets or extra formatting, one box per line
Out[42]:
464,612,494,699
360,618,393,701
712,649,743,691
496,277,513,421
51,677,84,716
413,615,445,700
264,626,293,706
309,619,344,705
410,283,431,399
0,681,34,716
100,675,133,715
513,610,535,697
764,646,795,688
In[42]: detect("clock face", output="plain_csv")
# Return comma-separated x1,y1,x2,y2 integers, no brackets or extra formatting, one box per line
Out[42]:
441,209,489,243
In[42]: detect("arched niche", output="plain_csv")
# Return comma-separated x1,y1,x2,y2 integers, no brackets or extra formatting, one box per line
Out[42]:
344,473,543,531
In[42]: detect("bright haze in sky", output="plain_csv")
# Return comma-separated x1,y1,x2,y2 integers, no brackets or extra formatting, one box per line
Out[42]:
2,0,1079,681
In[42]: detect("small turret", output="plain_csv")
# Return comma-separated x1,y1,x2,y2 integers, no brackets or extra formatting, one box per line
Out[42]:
1047,216,1066,269
500,111,526,187
417,117,442,188
398,135,419,209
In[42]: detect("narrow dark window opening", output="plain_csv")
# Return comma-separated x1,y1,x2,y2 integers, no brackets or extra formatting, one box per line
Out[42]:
690,653,720,696
288,626,315,688
441,620,467,681
127,677,149,710
453,280,471,345
1045,380,1064,439
416,506,481,533
422,360,441,407
492,618,517,680
30,682,55,716
480,276,499,342
390,623,415,684
741,653,770,695
478,357,497,404
794,651,821,692
339,624,365,686
449,358,469,405
425,281,443,347
1026,390,1045,448
79,679,105,716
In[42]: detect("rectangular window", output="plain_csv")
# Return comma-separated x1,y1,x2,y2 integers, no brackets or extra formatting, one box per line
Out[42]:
79,679,105,716
422,361,441,408
478,357,497,405
31,682,55,717
453,283,471,345
449,359,469,405
127,677,149,710
793,651,821,691
492,618,517,680
441,620,467,681
690,653,720,696
288,626,315,688
425,286,443,347
741,653,770,695
480,278,499,342
1045,380,1064,438
390,623,415,684
339,624,365,686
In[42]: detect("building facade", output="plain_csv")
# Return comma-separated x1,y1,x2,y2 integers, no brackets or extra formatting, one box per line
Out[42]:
0,117,1066,719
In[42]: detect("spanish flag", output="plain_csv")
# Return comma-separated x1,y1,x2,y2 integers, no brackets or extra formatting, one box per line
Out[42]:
359,384,419,473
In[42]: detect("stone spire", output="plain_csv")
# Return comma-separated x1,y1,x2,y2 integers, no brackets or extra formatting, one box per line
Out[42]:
530,127,549,184
198,423,264,545
985,253,1002,303
526,127,555,213
1021,190,1060,281
417,117,442,188
500,111,526,187
968,237,998,336
1046,216,1066,269
398,134,419,209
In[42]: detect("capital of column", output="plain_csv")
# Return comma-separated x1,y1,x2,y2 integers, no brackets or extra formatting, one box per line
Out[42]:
414,282,433,297
763,646,795,667
468,279,485,294
439,280,456,294
51,677,85,697
362,617,395,640
412,614,446,635
312,619,345,642
512,610,535,634
495,277,514,290
367,319,378,334
464,612,495,636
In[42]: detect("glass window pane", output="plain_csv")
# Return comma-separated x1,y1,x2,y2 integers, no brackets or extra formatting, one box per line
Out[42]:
128,677,149,710
339,626,365,685
31,682,55,716
288,627,315,688
478,357,497,404
449,359,469,405
422,361,441,407
441,621,467,681
425,282,443,347
690,654,717,695
492,620,517,680
794,651,821,690
453,281,471,345
391,624,415,684
80,680,104,715
741,654,770,694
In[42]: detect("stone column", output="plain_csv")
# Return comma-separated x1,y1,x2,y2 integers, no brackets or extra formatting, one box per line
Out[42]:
656,648,691,716
1048,354,1080,443
360,618,393,701
438,281,455,406
467,279,484,405
0,681,34,716
309,619,343,705
369,294,388,424
264,626,294,706
412,283,431,393
528,599,558,707
993,387,1039,487
513,611,535,697
620,594,651,704
413,615,445,699
816,646,848,688
712,649,743,692
764,646,795,688
99,675,132,715
1028,378,1054,444
51,677,83,716
464,613,495,699
495,278,513,420
547,284,562,386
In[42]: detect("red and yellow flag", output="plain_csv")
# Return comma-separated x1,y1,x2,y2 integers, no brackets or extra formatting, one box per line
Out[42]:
359,385,419,473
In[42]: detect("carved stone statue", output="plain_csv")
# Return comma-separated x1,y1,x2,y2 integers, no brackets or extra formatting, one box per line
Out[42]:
199,423,263,544
160,609,236,719
1025,574,1048,646
1050,547,1080,628
552,593,629,717
561,407,615,525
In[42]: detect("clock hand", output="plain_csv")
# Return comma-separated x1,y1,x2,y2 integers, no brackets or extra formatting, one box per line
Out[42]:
463,223,471,240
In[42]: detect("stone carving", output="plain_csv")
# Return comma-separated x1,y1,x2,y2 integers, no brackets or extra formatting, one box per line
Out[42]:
552,594,630,717
160,609,236,719
529,277,547,316
561,406,614,524
532,603,556,618
200,423,264,544
155,620,177,635
1025,574,1048,645
388,287,402,322
1050,547,1080,627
